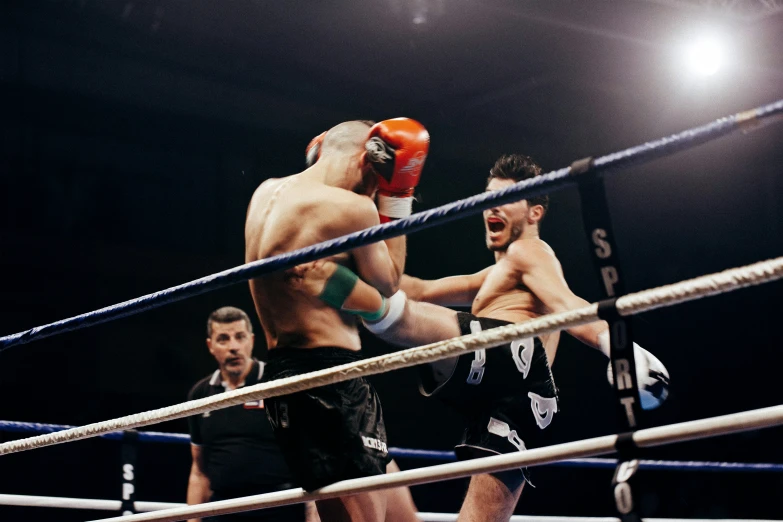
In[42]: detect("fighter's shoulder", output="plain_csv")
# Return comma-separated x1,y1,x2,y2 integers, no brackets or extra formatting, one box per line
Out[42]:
320,184,374,207
254,177,284,193
506,238,559,269
314,187,378,220
248,177,285,209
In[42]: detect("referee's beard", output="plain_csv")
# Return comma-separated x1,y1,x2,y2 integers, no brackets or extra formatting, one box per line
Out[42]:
222,355,251,381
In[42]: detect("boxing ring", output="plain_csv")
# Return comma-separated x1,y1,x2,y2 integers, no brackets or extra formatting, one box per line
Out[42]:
1,419,783,520
1,99,782,521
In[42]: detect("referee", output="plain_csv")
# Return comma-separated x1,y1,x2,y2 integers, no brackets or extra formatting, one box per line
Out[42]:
187,306,314,522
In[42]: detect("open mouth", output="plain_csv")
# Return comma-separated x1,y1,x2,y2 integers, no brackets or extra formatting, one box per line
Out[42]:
486,216,505,234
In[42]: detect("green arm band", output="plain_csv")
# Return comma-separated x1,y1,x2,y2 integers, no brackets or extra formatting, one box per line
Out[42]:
351,296,387,322
319,264,359,309
318,264,387,322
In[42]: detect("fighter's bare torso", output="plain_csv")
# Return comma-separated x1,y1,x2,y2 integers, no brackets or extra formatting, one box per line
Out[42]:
245,176,370,352
471,238,562,361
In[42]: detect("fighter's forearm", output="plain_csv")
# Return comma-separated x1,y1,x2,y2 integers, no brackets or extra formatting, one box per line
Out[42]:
399,273,480,306
399,274,426,301
383,236,406,287
566,320,609,356
342,275,387,315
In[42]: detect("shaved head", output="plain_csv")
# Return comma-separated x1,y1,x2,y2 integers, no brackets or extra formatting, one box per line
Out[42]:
313,119,377,195
320,120,374,157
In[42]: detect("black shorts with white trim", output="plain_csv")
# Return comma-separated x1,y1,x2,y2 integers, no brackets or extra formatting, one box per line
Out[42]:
420,313,560,486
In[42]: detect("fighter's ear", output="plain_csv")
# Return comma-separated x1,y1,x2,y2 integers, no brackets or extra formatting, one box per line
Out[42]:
528,204,545,224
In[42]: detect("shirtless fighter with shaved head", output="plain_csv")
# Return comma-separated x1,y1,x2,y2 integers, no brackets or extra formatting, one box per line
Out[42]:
289,154,671,522
245,118,429,521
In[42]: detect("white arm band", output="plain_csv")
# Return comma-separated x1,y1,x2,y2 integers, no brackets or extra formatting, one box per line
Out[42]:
378,195,413,219
363,290,407,334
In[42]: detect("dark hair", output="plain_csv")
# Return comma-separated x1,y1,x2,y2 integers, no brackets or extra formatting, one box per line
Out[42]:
206,306,253,337
487,154,549,216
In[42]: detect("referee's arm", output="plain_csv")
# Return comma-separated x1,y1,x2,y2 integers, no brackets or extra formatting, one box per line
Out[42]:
186,443,212,522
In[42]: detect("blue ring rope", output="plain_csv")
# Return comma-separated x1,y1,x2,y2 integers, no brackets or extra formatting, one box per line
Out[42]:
0,420,189,444
0,99,781,351
2,420,782,472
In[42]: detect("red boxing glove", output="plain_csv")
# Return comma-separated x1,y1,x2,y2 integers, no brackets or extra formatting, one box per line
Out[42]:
365,118,429,222
305,131,327,167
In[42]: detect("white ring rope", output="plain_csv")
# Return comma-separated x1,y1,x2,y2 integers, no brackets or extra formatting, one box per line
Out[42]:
1,494,776,522
1,256,781,457
420,517,778,522
420,518,776,522
0,494,181,512
89,403,783,522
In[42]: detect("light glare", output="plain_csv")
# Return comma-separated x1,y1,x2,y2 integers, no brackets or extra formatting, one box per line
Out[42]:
685,37,724,76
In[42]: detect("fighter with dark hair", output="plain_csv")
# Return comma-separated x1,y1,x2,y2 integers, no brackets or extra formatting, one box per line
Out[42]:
289,153,670,522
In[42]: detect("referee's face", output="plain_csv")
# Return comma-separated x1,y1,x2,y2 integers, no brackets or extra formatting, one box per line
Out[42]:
207,320,254,378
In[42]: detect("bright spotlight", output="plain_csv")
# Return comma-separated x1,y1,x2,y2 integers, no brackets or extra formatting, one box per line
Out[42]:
684,36,725,77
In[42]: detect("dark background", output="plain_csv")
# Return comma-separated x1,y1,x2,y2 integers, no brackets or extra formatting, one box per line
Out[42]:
1,1,782,520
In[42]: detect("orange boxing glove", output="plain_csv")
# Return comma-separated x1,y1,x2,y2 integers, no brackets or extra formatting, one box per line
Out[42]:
364,118,430,222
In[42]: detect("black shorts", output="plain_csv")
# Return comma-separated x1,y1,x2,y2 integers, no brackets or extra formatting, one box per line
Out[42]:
262,347,390,491
419,313,559,483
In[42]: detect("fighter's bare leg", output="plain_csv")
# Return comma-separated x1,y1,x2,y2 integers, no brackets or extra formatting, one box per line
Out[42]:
370,298,462,348
288,259,462,347
313,461,416,522
316,491,387,522
457,473,524,522
383,460,419,522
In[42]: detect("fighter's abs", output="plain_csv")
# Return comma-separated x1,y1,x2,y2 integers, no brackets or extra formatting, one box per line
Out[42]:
471,263,560,360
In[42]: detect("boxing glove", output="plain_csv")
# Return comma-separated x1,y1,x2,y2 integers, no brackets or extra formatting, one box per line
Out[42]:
602,331,670,410
364,118,430,222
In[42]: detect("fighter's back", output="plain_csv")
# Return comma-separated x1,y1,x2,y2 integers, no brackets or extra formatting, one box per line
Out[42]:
245,175,368,352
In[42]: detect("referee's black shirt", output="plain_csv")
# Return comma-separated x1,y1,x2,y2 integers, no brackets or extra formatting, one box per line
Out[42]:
188,360,293,496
